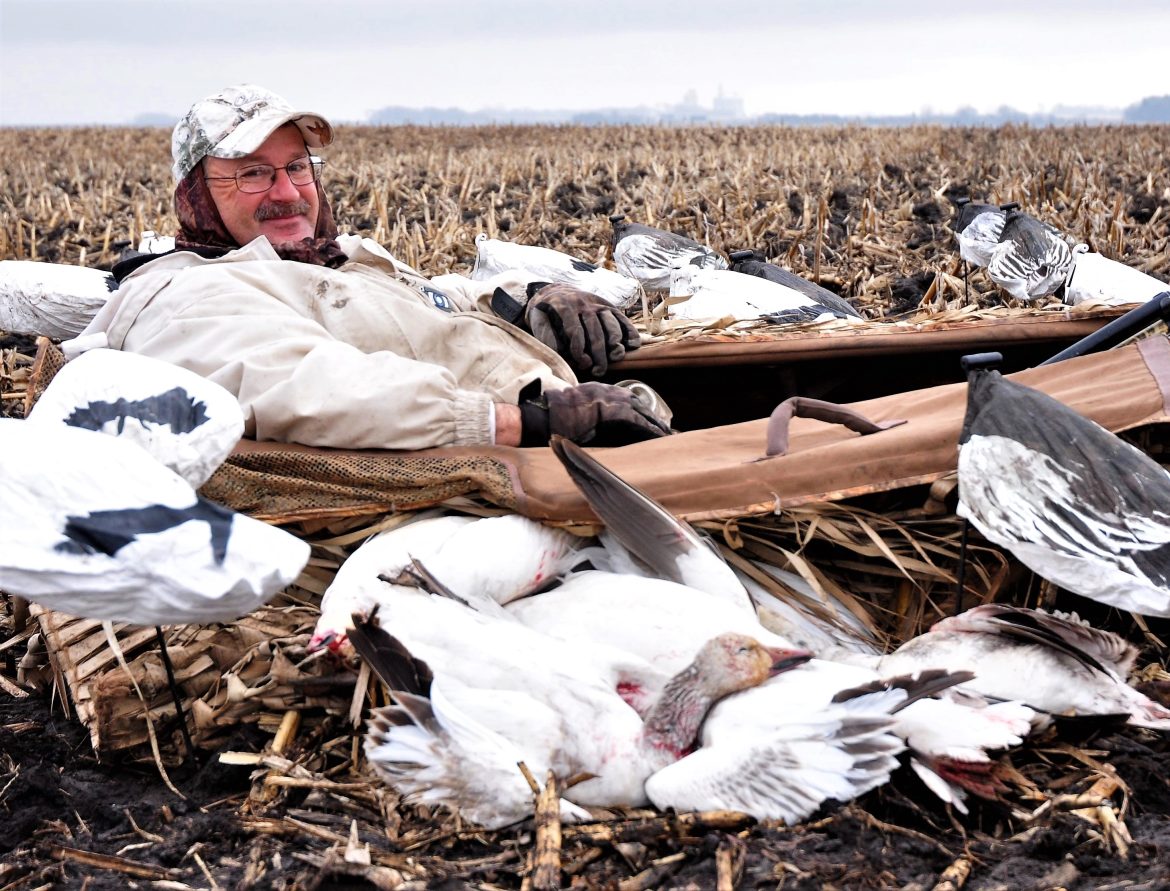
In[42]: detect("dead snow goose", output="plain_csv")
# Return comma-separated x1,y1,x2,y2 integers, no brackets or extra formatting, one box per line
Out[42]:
958,364,1170,617
538,437,1032,810
353,616,811,828
550,436,752,611
309,512,590,654
876,604,1170,730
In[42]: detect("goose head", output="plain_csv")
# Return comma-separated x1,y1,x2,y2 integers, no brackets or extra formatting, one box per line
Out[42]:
642,634,812,759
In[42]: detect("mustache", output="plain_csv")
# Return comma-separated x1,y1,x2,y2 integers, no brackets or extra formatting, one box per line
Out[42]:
255,199,312,222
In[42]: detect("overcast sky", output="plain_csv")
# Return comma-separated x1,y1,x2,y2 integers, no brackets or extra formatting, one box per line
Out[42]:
2,0,1167,126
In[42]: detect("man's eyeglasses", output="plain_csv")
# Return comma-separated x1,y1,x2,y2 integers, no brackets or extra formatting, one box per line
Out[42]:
205,156,324,193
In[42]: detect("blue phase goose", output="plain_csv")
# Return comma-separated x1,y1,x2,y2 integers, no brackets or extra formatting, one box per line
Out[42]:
957,364,1170,617
609,215,726,290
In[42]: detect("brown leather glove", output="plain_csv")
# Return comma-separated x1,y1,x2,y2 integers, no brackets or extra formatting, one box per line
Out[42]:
524,282,641,377
519,381,670,447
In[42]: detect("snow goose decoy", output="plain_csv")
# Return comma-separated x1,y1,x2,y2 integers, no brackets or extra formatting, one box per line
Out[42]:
951,200,1074,302
0,259,116,339
609,215,727,291
952,199,1009,267
986,207,1075,301
727,250,861,320
352,614,812,827
471,233,640,309
1063,245,1170,307
877,604,1170,730
0,418,308,626
668,263,849,325
957,362,1170,617
27,347,244,488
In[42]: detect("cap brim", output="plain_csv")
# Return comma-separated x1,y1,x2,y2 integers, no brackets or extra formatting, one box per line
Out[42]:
209,110,334,160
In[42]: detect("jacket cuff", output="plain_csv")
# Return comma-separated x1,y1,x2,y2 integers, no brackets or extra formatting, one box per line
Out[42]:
452,391,495,445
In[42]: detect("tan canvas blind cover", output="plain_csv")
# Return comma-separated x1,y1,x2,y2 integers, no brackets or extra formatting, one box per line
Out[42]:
203,336,1170,525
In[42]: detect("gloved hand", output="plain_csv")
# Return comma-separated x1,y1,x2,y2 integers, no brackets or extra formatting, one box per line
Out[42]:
510,282,640,377
519,381,671,447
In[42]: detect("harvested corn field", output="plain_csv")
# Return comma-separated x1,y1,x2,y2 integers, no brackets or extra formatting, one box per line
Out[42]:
3,124,1170,890
2,124,1168,313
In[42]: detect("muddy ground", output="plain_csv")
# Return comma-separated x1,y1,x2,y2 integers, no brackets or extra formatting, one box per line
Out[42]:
3,666,1170,890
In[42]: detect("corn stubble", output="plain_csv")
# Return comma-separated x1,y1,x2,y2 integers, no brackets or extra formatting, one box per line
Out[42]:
1,124,1167,315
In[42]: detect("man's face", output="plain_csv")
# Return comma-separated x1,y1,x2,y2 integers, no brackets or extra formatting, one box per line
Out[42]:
204,123,320,246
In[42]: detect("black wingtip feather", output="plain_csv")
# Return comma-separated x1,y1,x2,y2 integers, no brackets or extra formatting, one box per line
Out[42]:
348,611,433,696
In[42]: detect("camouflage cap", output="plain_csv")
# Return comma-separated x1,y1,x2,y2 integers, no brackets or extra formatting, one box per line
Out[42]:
171,84,334,182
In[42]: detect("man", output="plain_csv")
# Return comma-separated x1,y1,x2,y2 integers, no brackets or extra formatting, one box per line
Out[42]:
73,84,668,450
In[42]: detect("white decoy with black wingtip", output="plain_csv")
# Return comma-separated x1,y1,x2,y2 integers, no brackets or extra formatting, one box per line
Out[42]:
728,250,861,320
958,364,1170,617
610,216,727,291
0,418,308,626
28,348,244,488
668,264,849,326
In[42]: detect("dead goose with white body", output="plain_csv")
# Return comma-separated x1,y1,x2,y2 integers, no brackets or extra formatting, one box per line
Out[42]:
609,215,726,290
352,614,814,828
957,361,1170,617
309,512,591,656
534,439,1035,811
875,605,1170,730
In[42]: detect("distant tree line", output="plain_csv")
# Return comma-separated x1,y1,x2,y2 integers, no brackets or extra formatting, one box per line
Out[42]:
359,95,1170,128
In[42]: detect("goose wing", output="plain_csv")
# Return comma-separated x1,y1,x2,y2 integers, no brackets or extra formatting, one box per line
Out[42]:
646,701,902,822
551,437,748,608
